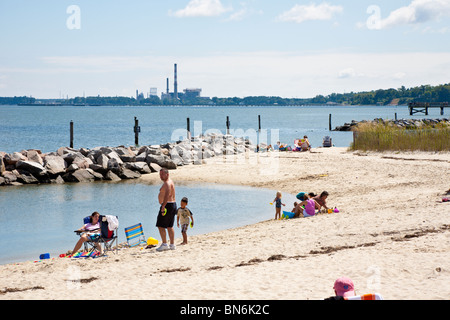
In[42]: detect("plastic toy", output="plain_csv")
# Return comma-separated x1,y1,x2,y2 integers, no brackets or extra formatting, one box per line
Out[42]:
334,207,339,213
328,209,333,214
39,253,50,260
162,208,167,216
147,237,159,246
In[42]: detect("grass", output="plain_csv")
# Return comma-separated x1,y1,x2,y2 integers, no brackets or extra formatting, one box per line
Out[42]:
350,122,450,152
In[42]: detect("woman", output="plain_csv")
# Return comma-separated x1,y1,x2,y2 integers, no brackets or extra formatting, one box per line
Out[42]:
300,135,311,151
71,211,102,256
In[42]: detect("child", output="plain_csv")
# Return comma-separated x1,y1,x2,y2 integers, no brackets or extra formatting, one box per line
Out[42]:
295,194,320,217
176,197,194,245
273,191,285,220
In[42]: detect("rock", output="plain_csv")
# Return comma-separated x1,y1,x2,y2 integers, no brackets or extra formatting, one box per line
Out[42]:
16,170,39,184
0,176,5,185
2,171,17,183
118,168,141,179
96,153,109,169
4,152,27,165
44,155,67,175
149,163,162,173
125,162,151,174
115,147,136,162
63,169,96,183
26,150,44,165
107,158,122,170
0,155,5,174
50,175,65,184
16,160,47,177
104,170,121,181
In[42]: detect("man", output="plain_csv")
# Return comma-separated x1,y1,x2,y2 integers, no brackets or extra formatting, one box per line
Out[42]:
156,168,177,251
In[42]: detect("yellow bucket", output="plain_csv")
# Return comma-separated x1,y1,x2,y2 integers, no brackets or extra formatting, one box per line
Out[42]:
147,237,158,246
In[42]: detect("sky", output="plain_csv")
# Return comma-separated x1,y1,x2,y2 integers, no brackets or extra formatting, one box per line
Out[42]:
0,0,449,99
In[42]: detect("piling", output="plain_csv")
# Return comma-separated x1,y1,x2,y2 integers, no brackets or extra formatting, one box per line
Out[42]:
134,117,140,146
70,121,74,148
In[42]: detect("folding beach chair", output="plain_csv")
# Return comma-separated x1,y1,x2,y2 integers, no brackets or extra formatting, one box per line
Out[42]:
323,136,332,147
81,214,119,255
124,223,146,247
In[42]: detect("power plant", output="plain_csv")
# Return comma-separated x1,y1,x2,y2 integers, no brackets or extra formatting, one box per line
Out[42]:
159,63,205,103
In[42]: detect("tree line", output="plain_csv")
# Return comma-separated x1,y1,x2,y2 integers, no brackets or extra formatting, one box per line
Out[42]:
1,83,449,106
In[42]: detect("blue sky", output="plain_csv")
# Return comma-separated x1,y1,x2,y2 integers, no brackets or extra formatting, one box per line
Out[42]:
0,0,449,99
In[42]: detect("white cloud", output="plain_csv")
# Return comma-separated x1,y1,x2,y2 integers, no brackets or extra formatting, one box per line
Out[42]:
277,2,343,24
170,0,231,18
378,0,450,29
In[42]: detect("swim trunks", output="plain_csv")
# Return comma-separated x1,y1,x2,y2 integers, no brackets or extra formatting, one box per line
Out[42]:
181,224,189,233
156,202,177,228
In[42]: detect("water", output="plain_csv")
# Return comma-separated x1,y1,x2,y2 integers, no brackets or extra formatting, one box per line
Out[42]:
0,181,298,265
0,104,447,264
1,104,446,154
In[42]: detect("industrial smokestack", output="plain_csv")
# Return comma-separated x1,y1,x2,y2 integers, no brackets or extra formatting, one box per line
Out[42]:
166,78,169,94
174,63,178,100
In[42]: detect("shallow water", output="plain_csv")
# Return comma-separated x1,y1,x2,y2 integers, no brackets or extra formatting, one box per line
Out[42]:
0,180,298,265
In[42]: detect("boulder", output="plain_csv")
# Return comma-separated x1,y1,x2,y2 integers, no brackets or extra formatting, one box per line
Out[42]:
63,169,96,183
104,170,121,181
2,171,17,183
16,160,47,177
4,152,27,165
96,153,109,169
125,162,151,174
26,150,43,165
50,175,65,184
118,168,141,179
44,155,67,175
0,155,5,174
16,170,39,184
149,163,162,173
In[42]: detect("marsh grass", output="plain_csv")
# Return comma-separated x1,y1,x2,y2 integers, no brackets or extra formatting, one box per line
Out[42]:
350,122,450,152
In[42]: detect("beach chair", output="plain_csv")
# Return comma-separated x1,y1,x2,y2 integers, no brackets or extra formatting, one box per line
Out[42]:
323,136,332,147
82,214,119,255
344,293,384,300
124,223,146,247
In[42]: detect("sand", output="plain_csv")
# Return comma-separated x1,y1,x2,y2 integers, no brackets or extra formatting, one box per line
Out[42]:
0,147,449,300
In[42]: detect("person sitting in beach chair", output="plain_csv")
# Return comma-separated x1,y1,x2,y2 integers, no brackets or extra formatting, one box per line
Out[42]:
72,211,119,257
324,277,384,300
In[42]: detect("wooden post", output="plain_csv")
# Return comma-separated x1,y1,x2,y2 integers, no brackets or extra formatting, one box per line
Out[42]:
441,107,444,116
134,117,139,146
329,114,332,131
70,121,74,148
258,115,261,132
187,117,191,140
226,116,230,135
395,113,397,121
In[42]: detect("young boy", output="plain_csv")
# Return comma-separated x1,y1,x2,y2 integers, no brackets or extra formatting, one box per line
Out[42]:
176,197,194,245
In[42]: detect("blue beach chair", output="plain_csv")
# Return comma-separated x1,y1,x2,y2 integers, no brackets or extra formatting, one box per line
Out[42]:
124,223,146,247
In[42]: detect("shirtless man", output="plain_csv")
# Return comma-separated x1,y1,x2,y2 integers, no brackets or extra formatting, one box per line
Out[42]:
156,168,177,251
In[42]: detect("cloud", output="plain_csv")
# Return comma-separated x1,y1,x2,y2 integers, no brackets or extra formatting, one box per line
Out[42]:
378,0,450,29
169,0,231,18
277,2,343,24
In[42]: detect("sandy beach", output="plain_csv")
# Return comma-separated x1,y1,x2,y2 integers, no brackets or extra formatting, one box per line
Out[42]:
1,147,449,300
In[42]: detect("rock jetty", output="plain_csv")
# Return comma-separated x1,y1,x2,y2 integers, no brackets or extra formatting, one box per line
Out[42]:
0,134,256,187
333,118,450,131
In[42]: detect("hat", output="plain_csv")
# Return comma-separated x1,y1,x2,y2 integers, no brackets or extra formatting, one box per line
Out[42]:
181,197,188,203
333,277,355,298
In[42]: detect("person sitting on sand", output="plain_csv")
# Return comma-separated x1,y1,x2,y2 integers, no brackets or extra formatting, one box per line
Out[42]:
300,135,311,151
313,191,329,212
294,194,320,218
71,211,102,256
